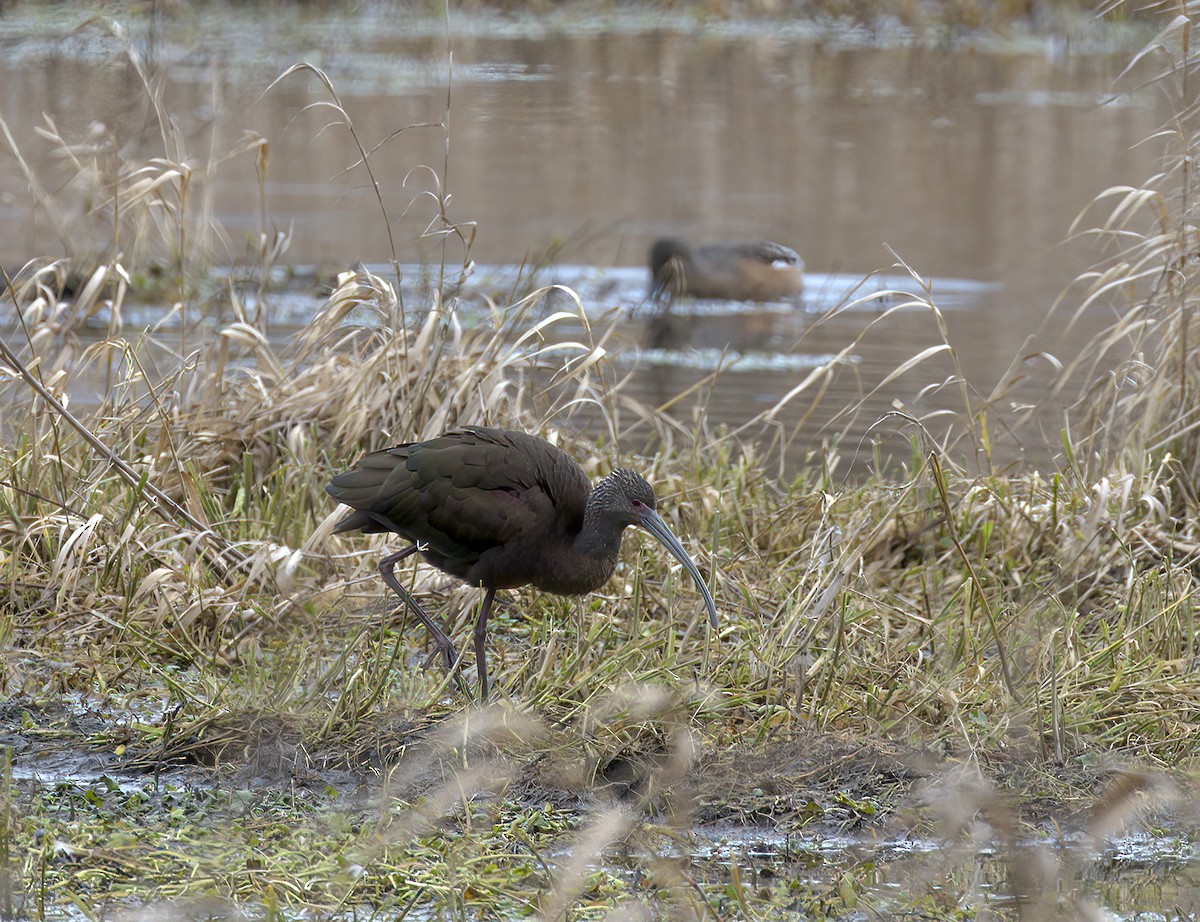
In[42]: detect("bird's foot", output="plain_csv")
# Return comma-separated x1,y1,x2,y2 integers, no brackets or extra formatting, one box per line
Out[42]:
418,644,470,697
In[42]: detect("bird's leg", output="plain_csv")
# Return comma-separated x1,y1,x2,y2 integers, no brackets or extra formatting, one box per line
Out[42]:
378,547,461,676
473,587,496,702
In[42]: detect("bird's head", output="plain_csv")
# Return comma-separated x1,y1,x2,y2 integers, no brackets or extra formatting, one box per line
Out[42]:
648,238,692,301
592,468,718,629
592,468,658,528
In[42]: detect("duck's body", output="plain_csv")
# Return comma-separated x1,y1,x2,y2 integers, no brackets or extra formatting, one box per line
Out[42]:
649,237,804,303
327,426,717,698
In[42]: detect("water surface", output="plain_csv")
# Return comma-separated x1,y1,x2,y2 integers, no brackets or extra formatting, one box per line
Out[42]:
0,6,1163,473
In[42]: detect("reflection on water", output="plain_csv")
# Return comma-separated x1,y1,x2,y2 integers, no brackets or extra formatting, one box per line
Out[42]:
0,6,1160,473
694,826,1200,918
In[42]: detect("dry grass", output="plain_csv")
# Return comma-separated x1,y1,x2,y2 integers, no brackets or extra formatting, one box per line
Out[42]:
1,0,1199,918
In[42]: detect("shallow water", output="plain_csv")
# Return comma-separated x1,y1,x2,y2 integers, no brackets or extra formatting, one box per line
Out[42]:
11,749,1200,920
694,824,1200,918
0,6,1163,474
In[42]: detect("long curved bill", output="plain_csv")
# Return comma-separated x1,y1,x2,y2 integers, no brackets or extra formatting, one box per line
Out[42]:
637,509,719,630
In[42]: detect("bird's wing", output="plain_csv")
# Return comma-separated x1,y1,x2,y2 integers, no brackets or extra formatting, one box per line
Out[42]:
738,240,801,266
328,427,591,563
337,429,581,558
430,428,589,544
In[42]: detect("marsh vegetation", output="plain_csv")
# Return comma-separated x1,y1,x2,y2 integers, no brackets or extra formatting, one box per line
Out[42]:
1,0,1198,919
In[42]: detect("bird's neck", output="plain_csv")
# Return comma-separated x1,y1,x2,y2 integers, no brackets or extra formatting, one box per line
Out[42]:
534,505,625,596
576,504,625,564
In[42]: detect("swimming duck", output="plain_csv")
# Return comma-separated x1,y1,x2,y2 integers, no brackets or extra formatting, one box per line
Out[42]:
648,237,804,302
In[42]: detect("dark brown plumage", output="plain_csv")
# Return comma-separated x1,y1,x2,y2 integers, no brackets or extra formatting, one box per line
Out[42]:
327,426,718,699
649,237,804,303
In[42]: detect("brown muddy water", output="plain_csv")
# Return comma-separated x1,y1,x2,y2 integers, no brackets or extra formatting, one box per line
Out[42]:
0,5,1166,475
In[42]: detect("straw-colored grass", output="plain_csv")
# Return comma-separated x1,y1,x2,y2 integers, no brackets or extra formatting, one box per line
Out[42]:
1,1,1199,919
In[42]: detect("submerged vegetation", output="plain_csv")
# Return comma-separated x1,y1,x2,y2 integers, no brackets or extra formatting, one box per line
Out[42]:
1,1,1199,919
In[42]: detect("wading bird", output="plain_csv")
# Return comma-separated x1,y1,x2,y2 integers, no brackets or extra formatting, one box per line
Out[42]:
649,237,804,303
327,426,718,699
